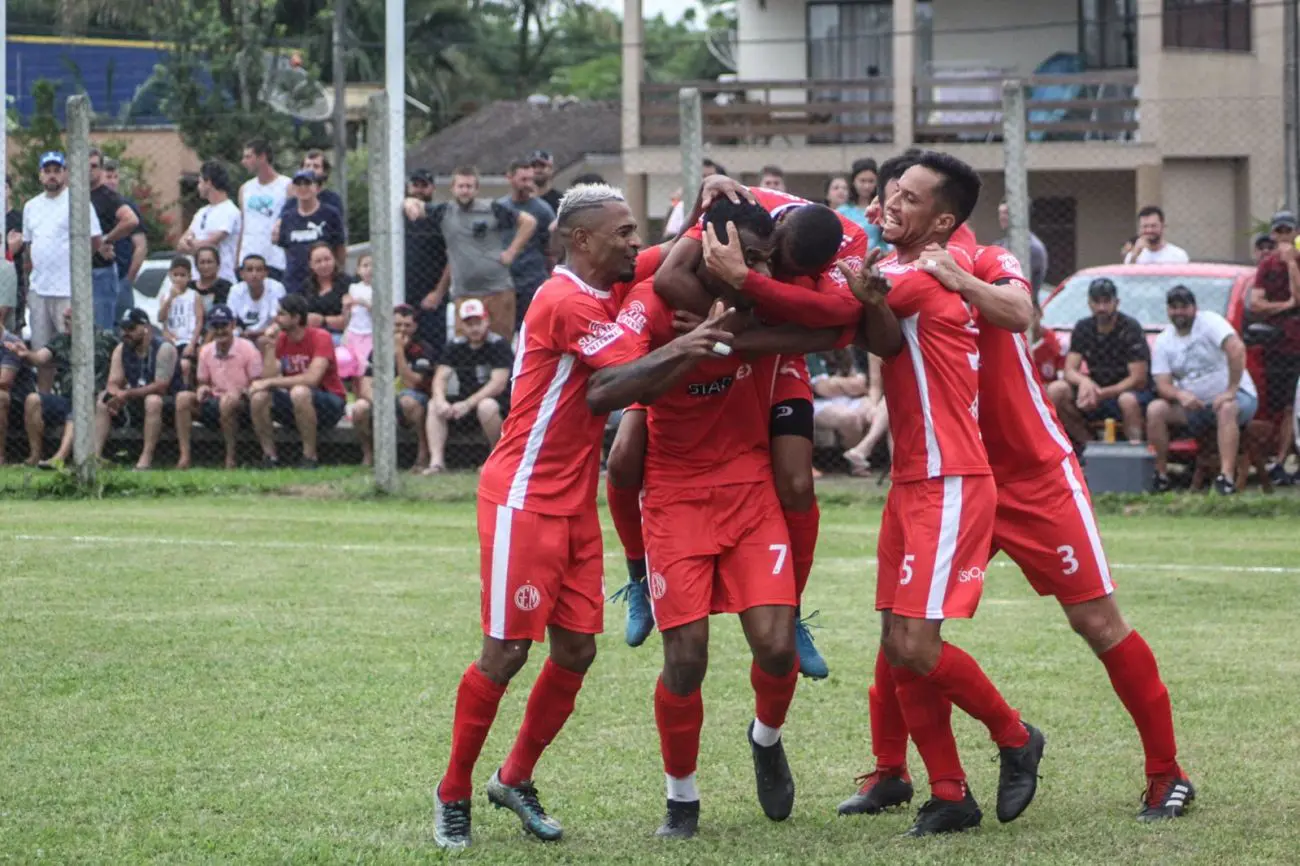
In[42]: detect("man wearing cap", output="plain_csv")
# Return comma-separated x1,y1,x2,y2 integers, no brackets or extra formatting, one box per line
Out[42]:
426,165,536,341
529,150,563,214
1147,285,1256,494
87,148,141,330
1048,277,1153,449
17,152,103,368
175,304,263,469
424,297,512,473
94,308,185,471
1247,209,1300,485
499,159,556,328
273,169,346,295
404,169,450,350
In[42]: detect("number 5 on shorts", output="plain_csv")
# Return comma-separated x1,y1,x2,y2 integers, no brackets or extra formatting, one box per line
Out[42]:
900,553,916,585
769,544,788,575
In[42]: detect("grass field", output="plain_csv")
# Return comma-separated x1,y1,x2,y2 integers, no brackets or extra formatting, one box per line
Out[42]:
3,485,1299,864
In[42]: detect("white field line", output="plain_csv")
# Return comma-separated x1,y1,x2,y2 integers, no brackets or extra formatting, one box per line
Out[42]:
6,533,1300,575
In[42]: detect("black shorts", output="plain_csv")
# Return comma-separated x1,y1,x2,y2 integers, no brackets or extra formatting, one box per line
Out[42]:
1264,353,1300,414
198,395,251,430
105,394,178,429
769,398,814,441
37,393,71,428
269,388,346,429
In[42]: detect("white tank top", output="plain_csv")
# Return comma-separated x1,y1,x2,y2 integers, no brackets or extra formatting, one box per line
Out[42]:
240,174,292,270
166,288,200,346
347,282,374,335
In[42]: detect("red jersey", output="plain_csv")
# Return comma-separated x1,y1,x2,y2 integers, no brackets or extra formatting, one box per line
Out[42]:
879,251,990,482
1030,329,1066,384
968,245,1074,482
276,326,345,397
617,280,777,489
949,222,977,257
478,266,648,516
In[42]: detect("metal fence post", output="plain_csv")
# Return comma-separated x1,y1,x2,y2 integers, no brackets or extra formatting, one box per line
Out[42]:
1001,79,1032,303
368,91,398,493
67,95,97,489
679,87,703,213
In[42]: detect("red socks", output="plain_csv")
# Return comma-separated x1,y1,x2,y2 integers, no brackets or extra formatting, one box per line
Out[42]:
869,647,909,773
893,666,964,799
499,659,586,787
1100,630,1180,777
606,477,645,561
783,499,820,600
751,661,799,730
440,663,507,803
655,677,704,778
924,642,1028,749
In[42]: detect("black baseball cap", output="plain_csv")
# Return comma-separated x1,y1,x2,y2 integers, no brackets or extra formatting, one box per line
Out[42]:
1270,210,1297,232
1088,278,1118,301
1166,285,1196,305
292,169,320,184
409,168,434,184
207,304,235,327
528,149,553,165
119,307,151,329
1254,232,1276,249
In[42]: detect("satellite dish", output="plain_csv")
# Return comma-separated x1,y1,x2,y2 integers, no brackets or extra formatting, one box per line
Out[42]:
261,54,334,122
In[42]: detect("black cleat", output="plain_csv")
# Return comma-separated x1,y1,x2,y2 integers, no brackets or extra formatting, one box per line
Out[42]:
997,723,1046,823
433,790,472,850
485,770,563,841
1152,472,1172,493
1213,474,1237,495
748,720,795,821
904,789,982,837
1138,774,1195,822
837,769,914,815
655,798,700,839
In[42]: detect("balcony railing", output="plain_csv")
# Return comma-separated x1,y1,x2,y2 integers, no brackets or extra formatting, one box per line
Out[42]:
639,79,895,147
637,70,1139,147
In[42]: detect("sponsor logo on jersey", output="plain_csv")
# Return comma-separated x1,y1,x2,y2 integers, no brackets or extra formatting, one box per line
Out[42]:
998,252,1025,277
577,320,625,356
735,363,752,380
616,301,647,335
957,567,985,584
688,374,736,396
514,584,541,611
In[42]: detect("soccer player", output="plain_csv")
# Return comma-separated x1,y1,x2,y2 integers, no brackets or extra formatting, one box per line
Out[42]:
851,153,1045,837
608,183,876,679
432,184,738,851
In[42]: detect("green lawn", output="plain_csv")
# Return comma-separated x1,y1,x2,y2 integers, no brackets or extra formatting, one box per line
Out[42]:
2,495,1298,864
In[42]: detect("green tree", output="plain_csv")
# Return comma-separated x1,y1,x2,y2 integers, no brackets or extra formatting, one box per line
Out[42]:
9,80,67,204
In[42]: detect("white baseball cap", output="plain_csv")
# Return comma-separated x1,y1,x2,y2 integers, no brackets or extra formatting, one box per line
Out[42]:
459,299,488,321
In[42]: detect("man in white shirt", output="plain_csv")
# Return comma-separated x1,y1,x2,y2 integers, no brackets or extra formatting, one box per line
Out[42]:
237,139,291,282
225,253,287,350
178,160,241,284
1147,285,1256,494
1123,206,1190,264
19,152,103,368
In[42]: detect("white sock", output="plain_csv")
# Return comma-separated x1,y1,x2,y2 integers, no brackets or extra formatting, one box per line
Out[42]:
752,719,782,747
665,772,699,803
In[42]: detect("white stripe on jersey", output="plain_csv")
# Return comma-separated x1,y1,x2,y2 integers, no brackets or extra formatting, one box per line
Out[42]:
1012,332,1073,456
489,505,513,639
927,476,964,619
506,354,576,509
901,314,942,478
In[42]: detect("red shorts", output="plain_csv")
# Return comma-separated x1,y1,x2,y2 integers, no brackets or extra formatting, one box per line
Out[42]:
877,475,996,620
993,456,1115,604
772,355,813,405
477,497,605,642
642,480,795,631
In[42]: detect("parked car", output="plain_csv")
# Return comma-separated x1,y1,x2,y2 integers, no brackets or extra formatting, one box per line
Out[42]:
120,253,178,329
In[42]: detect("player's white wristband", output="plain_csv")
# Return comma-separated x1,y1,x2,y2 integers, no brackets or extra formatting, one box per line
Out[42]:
711,341,732,357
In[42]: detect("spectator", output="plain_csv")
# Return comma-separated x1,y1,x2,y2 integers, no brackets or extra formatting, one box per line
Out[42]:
4,175,25,334
284,149,346,240
428,165,536,340
178,160,241,285
759,164,786,192
424,299,511,474
1029,307,1066,384
237,139,292,281
19,152,103,369
841,353,889,476
808,349,871,447
352,304,437,468
1123,205,1189,264
1147,285,1257,494
11,306,117,468
836,158,884,251
274,170,346,296
339,252,374,377
86,148,141,331
1248,209,1300,485
176,304,262,470
824,175,850,210
191,245,233,309
498,158,556,328
100,159,149,323
303,242,353,336
0,325,38,465
1047,277,1152,447
663,158,725,238
1253,232,1277,264
94,308,185,471
227,254,287,348
403,169,449,350
159,255,205,385
249,293,346,469
995,200,1049,301
529,149,563,214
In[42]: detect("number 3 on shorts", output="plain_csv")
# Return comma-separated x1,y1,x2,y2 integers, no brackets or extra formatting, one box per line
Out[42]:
900,553,916,585
769,544,788,575
1057,545,1079,576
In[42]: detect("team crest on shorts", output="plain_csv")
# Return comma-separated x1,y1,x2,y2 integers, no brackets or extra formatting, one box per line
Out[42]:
649,571,667,600
514,584,542,611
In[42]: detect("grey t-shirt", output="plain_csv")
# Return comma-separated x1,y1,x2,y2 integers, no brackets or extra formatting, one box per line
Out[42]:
995,231,1049,292
495,195,555,295
429,199,518,299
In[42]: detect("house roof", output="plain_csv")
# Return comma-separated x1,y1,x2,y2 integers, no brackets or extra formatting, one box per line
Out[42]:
406,99,621,176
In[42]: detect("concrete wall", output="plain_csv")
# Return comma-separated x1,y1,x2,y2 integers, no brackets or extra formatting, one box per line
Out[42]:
930,0,1078,76
736,0,809,81
1162,158,1242,262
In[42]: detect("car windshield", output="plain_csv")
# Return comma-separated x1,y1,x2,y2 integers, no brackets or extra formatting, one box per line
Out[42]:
134,267,168,300
1043,274,1235,330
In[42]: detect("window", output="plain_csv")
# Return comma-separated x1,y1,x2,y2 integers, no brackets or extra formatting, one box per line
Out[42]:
1163,0,1251,52
1079,0,1137,69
